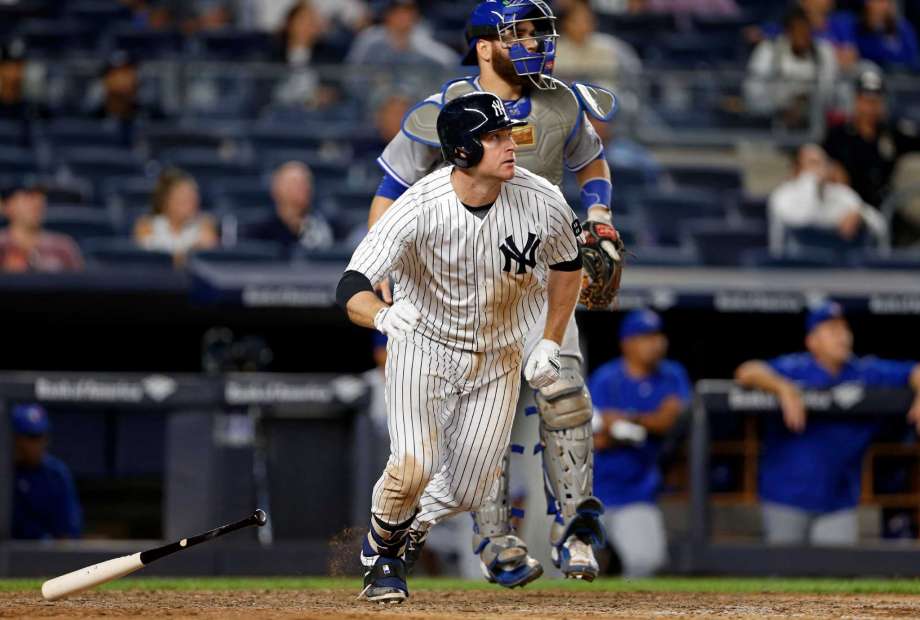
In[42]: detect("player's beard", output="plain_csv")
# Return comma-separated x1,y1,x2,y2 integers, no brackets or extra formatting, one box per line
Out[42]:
491,48,529,88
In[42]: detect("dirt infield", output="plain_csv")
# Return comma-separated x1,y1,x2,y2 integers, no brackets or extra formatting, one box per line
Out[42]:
4,588,920,619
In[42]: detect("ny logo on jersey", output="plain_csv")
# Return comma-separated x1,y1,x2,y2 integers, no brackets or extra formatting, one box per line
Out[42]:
499,232,540,274
492,99,506,120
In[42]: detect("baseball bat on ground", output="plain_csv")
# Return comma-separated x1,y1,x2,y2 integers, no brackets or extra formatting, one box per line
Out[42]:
41,509,268,601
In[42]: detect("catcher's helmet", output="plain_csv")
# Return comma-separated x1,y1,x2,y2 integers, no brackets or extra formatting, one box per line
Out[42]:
462,0,558,90
436,92,526,169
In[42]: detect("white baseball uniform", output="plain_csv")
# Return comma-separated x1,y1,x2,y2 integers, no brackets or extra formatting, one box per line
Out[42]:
347,164,581,530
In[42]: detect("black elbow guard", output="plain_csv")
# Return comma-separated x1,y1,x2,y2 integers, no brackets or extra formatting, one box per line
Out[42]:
335,270,374,310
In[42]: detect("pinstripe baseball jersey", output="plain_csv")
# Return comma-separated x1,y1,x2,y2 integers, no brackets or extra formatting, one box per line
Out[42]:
347,165,581,353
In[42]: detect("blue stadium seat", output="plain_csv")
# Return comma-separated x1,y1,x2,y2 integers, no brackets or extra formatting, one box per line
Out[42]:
301,247,354,264
740,248,838,268
82,238,174,270
59,147,146,189
685,220,767,266
109,28,185,59
105,176,156,209
65,1,134,28
17,21,96,57
160,152,260,185
850,249,920,270
665,164,743,193
0,146,41,176
630,245,700,267
41,118,131,149
634,188,727,246
44,207,117,240
0,119,30,147
190,242,285,264
142,124,233,156
784,226,873,257
194,30,274,61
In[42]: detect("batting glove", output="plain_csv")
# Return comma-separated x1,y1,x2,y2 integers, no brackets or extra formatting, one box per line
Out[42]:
524,339,561,389
373,300,421,341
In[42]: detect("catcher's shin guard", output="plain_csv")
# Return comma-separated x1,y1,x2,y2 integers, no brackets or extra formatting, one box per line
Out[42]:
471,451,543,588
536,356,606,548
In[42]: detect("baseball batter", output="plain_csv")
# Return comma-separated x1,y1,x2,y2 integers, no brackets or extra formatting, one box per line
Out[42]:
366,0,623,585
337,92,583,602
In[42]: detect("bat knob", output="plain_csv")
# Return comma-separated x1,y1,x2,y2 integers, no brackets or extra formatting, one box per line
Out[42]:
253,509,268,526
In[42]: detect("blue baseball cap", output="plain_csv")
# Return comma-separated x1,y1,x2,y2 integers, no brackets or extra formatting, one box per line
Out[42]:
619,309,663,341
11,403,50,436
806,301,845,334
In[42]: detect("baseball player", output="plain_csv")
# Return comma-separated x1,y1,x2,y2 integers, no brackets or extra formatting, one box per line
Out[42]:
337,92,584,602
367,0,624,585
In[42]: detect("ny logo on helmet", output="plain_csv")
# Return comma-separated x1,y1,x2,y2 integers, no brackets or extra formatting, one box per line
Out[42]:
492,99,505,119
499,232,540,274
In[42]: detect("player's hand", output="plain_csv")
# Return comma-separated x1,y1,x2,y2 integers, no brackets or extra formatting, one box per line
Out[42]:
906,393,920,435
524,339,561,389
375,279,393,304
373,300,420,341
777,382,806,433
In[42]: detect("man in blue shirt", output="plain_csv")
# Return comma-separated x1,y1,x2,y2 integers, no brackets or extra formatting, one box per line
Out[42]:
588,309,691,577
735,301,920,545
11,404,82,540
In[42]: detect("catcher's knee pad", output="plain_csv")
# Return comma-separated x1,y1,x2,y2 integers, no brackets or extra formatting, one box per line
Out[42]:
536,357,604,546
472,449,514,551
535,356,593,431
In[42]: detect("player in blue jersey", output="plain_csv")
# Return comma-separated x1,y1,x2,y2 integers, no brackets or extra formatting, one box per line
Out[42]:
589,309,689,576
736,301,920,545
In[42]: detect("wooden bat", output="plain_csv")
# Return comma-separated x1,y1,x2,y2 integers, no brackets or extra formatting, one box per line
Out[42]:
41,509,268,601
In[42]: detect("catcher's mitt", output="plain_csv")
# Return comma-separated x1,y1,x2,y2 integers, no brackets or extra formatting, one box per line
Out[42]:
578,221,626,310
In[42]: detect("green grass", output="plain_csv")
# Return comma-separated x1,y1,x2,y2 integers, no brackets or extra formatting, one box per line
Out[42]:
4,577,920,595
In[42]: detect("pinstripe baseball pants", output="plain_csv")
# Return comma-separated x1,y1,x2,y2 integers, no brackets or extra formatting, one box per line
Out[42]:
371,335,523,534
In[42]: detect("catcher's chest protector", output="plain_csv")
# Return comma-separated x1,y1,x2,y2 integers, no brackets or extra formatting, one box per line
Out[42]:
408,78,582,186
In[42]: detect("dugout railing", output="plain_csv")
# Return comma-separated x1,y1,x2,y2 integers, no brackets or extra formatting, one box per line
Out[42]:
0,370,374,577
679,380,920,576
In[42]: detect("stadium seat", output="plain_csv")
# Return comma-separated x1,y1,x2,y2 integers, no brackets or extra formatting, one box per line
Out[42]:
685,220,767,266
634,188,727,246
784,227,873,257
65,1,134,29
142,124,236,157
664,165,743,193
300,247,354,264
0,119,30,147
17,21,96,57
630,245,700,267
190,242,285,264
44,207,117,240
41,118,132,149
82,238,174,270
740,248,838,268
59,148,147,190
109,28,185,59
194,30,274,62
849,250,920,270
0,146,41,176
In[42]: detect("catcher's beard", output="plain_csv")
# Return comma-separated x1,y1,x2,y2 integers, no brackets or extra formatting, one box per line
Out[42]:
490,45,530,88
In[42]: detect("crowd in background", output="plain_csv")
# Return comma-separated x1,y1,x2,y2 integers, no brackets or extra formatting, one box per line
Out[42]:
0,0,919,273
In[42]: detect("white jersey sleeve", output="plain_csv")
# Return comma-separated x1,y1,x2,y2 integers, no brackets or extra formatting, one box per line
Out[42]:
563,111,604,173
347,190,419,285
543,185,582,266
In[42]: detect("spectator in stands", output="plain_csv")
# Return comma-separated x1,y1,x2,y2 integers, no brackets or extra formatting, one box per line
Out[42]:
85,51,162,129
744,7,838,129
134,168,219,266
11,404,82,540
589,309,690,576
276,1,328,66
823,68,920,215
251,0,370,33
832,0,920,72
554,0,642,93
244,161,333,255
735,301,920,546
353,89,412,160
0,183,83,273
346,0,458,68
768,144,886,255
0,39,45,122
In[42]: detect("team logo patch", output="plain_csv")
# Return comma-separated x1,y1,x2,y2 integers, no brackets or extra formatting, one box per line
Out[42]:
499,232,540,274
511,124,536,148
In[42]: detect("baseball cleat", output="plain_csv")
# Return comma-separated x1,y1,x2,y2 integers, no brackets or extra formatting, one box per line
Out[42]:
402,528,428,574
479,535,544,588
552,535,599,581
358,556,409,603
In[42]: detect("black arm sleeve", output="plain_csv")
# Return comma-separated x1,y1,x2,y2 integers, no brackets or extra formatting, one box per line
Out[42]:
335,270,374,310
549,254,584,271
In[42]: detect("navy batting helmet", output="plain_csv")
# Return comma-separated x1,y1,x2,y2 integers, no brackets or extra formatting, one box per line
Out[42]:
436,92,526,169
